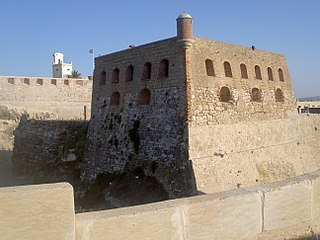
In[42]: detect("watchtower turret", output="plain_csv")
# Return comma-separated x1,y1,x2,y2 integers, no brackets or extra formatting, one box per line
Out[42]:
176,12,194,48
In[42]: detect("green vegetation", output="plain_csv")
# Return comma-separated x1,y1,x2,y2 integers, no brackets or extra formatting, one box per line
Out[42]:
68,70,82,79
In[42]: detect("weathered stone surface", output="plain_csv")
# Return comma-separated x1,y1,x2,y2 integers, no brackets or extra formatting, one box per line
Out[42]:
12,119,88,185
264,180,312,231
188,191,262,239
82,25,317,201
0,183,75,240
190,115,320,193
81,38,197,198
0,76,92,120
1,171,320,240
76,204,177,240
312,174,320,225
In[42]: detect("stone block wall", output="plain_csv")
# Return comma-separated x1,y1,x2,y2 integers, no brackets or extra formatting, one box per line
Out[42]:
189,115,320,193
11,119,88,185
188,37,296,125
75,170,320,239
0,76,92,120
82,38,196,198
1,171,319,239
0,183,75,240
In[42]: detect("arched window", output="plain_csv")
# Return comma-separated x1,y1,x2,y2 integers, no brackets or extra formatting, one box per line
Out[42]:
240,63,248,79
158,59,169,78
100,71,106,85
267,67,274,81
110,92,120,106
255,65,262,80
224,61,232,78
112,68,120,83
126,65,134,81
275,88,284,102
137,88,151,105
220,86,231,102
251,88,262,102
141,62,151,80
205,59,215,76
278,68,284,82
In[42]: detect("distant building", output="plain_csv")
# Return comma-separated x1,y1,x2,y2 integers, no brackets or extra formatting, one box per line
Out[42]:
52,52,72,78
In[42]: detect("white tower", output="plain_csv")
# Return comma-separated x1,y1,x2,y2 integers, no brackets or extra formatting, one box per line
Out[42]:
52,52,73,78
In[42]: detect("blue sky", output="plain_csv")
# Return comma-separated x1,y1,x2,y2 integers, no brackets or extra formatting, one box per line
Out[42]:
0,0,319,98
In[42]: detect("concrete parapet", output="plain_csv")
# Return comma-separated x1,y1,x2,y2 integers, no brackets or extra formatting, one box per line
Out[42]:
76,170,320,239
1,171,320,239
188,190,262,239
0,183,75,240
312,174,320,227
264,178,312,231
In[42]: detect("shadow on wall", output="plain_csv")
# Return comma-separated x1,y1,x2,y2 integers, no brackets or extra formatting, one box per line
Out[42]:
9,115,200,213
0,150,33,187
78,162,200,212
293,235,320,240
79,170,169,212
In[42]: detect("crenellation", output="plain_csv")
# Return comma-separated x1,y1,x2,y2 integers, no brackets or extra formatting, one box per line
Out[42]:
0,76,92,120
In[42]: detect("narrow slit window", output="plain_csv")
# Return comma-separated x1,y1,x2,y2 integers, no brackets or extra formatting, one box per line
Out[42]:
224,61,232,78
100,71,107,85
142,62,151,80
278,68,284,82
158,59,169,78
205,59,215,76
112,68,120,83
255,65,262,80
240,63,248,79
267,67,274,81
126,65,134,81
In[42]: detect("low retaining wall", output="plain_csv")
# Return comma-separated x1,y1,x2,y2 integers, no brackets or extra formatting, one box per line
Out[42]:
1,171,319,239
189,115,320,194
75,170,320,239
0,183,75,240
0,76,92,120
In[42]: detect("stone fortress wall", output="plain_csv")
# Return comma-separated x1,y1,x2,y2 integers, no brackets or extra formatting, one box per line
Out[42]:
82,38,196,197
188,37,296,125
189,115,320,193
1,170,320,240
0,76,92,150
2,12,320,240
81,12,306,198
185,37,317,193
0,76,92,120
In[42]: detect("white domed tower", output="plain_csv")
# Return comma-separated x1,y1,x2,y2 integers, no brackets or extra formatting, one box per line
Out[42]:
176,12,194,48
